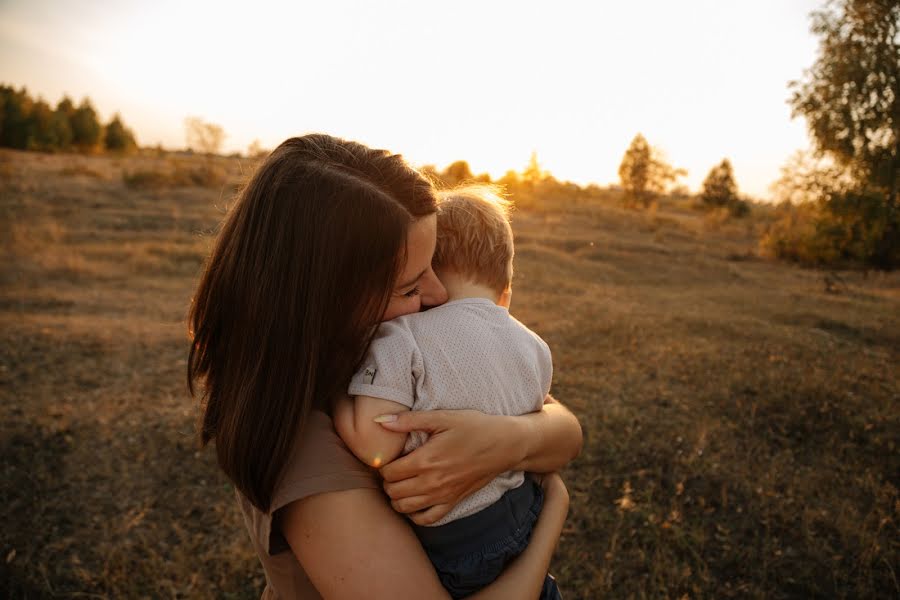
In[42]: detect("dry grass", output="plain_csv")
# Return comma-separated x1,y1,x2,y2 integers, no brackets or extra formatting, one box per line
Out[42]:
1,148,897,599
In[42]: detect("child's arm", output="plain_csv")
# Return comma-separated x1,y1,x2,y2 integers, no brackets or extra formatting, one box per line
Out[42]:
334,394,410,468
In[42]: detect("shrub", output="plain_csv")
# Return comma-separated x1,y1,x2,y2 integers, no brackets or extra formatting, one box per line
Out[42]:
759,191,900,268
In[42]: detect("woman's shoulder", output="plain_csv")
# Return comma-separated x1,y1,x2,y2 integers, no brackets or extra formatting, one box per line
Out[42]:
240,409,381,556
272,409,381,512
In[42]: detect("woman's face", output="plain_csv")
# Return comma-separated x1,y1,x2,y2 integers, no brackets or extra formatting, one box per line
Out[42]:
382,214,448,321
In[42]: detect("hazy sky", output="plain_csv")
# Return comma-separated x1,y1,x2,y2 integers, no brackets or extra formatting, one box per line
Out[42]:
1,0,824,198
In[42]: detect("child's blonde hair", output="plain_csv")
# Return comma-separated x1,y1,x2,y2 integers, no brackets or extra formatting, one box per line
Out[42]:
433,185,514,296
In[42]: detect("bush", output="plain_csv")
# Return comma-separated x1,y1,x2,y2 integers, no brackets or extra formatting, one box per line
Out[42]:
759,202,836,265
760,191,900,268
728,198,750,218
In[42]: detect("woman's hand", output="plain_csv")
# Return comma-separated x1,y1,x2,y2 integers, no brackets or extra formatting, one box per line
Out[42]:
377,409,527,525
377,398,581,525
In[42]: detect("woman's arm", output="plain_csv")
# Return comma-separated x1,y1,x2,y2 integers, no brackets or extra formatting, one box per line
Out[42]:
514,396,584,473
279,474,569,600
280,488,450,599
376,395,582,525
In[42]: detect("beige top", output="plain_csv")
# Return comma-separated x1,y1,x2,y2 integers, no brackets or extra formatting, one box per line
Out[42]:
237,409,381,599
348,298,552,526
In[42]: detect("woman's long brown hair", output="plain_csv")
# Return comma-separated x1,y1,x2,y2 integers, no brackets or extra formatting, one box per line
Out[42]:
187,134,437,512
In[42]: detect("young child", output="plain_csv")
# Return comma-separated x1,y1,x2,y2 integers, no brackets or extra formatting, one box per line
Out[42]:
334,185,562,599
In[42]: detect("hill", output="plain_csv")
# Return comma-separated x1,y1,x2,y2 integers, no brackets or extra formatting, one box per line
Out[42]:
1,149,897,598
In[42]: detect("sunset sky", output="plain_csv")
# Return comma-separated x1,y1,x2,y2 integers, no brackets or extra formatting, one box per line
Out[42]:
1,0,823,198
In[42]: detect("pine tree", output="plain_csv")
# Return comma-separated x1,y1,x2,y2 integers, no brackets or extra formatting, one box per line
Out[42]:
104,114,137,153
26,99,58,150
701,159,739,208
54,97,76,150
0,86,33,149
70,99,102,150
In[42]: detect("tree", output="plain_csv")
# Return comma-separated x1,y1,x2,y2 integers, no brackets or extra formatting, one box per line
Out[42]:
104,114,137,153
184,116,225,155
246,139,268,159
51,111,73,150
70,99,102,150
52,96,76,150
701,159,739,208
497,169,521,190
26,99,58,150
788,0,899,267
56,96,76,119
521,151,545,188
441,160,474,185
790,0,898,198
618,133,685,207
0,86,33,149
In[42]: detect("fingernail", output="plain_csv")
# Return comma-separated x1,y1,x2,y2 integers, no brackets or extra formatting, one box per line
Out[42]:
373,414,398,423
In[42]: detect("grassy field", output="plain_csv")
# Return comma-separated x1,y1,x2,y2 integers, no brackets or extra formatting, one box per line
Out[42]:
1,148,897,599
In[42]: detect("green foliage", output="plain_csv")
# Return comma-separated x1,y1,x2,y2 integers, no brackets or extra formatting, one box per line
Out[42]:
51,110,73,150
70,99,102,150
0,85,137,156
0,85,33,149
701,159,748,217
618,133,685,208
790,0,899,193
104,114,137,153
763,160,900,267
53,96,76,150
25,100,57,150
701,159,738,207
778,0,900,269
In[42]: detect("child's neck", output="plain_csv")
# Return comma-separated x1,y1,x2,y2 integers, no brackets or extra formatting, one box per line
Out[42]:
439,272,501,304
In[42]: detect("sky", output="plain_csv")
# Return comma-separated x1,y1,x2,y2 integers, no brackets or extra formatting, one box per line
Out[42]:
0,0,824,198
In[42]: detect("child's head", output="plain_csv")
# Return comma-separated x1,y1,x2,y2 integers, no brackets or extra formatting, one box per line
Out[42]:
433,185,514,301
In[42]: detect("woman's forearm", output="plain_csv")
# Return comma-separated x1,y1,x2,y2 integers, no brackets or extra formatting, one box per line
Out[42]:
512,396,583,473
377,402,582,524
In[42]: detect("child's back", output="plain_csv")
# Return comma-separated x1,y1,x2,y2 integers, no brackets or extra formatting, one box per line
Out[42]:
349,295,551,525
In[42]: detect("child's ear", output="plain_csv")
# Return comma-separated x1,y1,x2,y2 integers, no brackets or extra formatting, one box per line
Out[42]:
499,286,512,309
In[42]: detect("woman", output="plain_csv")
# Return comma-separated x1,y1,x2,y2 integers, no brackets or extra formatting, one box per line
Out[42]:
188,134,582,598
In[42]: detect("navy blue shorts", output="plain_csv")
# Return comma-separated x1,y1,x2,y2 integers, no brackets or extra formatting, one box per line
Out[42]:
412,478,562,599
